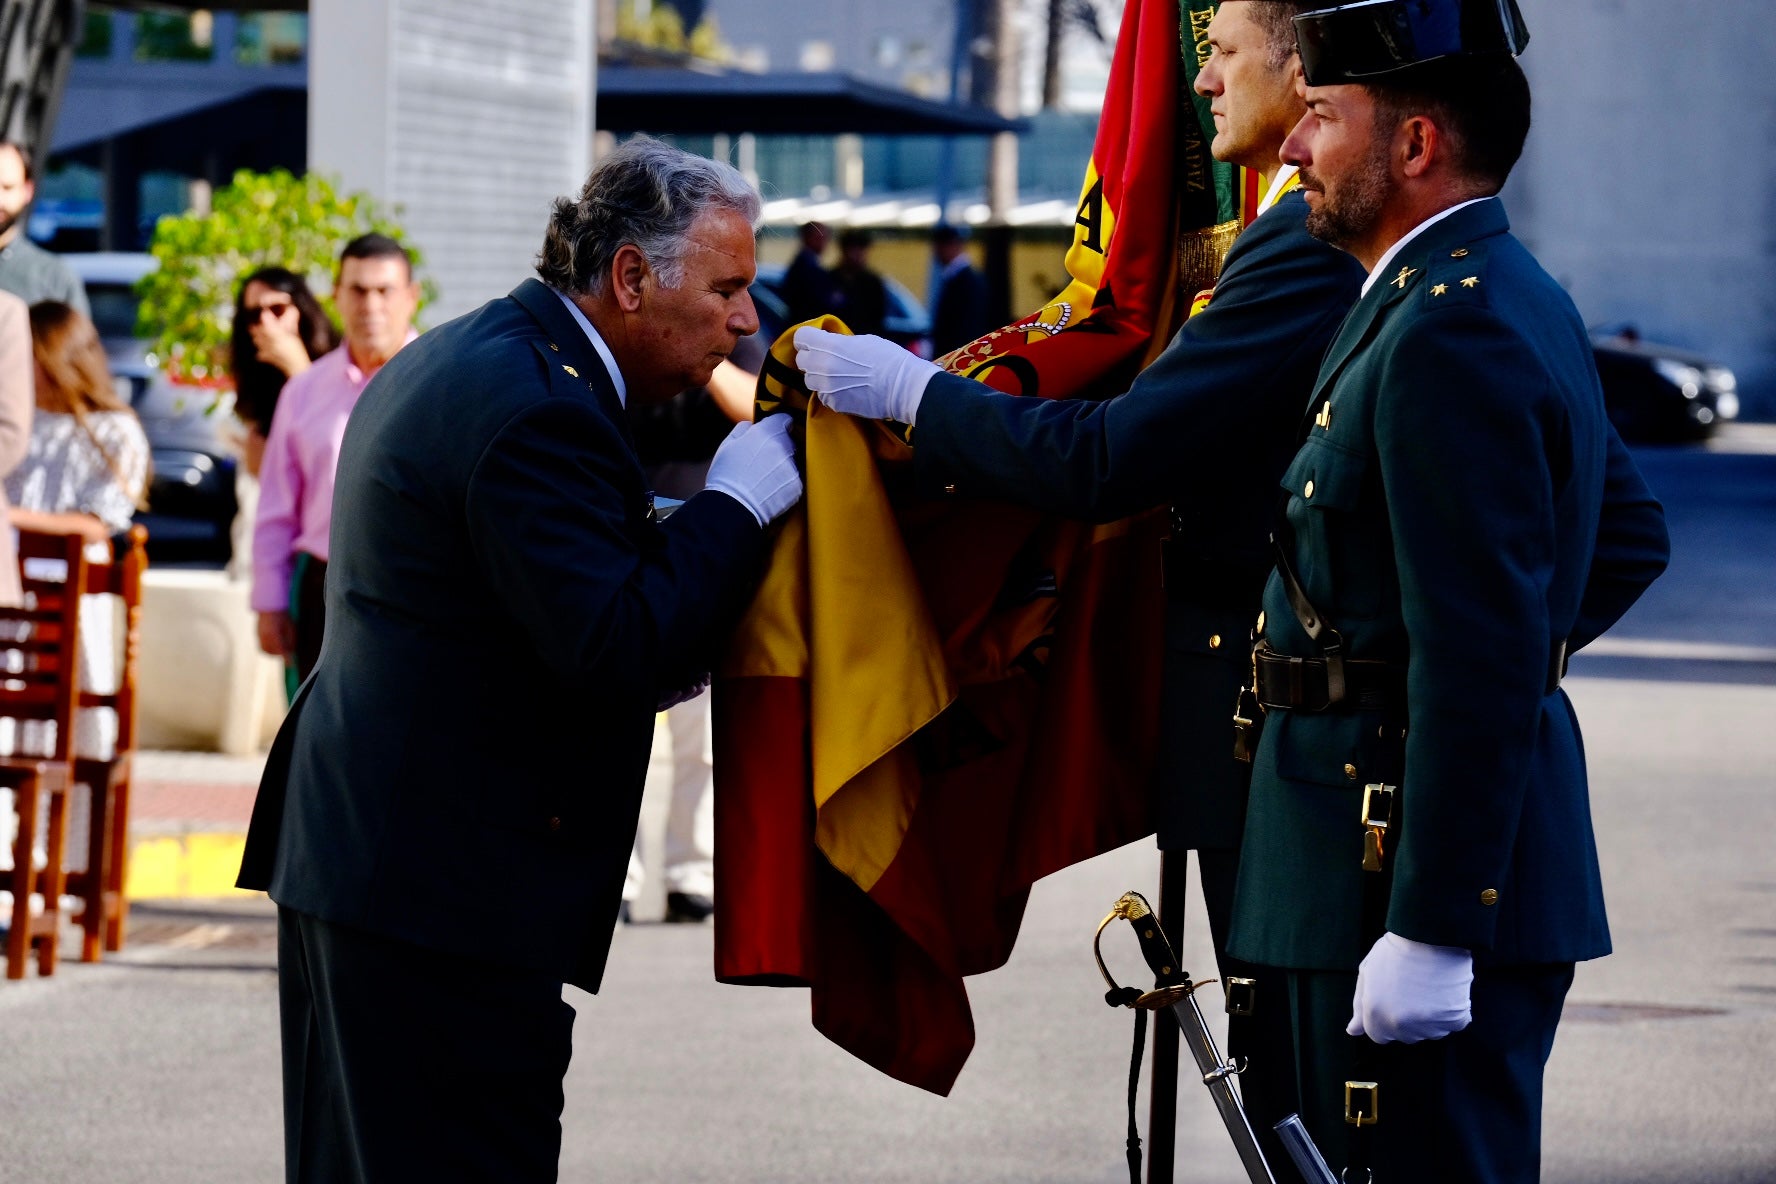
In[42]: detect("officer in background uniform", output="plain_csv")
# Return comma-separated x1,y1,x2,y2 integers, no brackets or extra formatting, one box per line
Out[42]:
1226,2,1670,1179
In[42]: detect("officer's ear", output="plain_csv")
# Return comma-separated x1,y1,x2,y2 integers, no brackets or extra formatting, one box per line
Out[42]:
609,244,651,314
1397,113,1441,180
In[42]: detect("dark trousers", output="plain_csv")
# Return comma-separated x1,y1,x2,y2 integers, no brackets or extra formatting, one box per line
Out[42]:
291,553,328,684
1197,848,1298,1162
1284,961,1575,1183
277,907,576,1184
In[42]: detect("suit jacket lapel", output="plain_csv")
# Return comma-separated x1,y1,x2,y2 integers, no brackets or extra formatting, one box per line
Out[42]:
509,278,636,452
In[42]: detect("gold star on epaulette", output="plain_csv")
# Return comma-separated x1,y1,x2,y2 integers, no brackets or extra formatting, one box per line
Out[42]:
548,343,560,352
1392,265,1418,290
1460,276,1480,289
1431,284,1449,297
563,365,579,378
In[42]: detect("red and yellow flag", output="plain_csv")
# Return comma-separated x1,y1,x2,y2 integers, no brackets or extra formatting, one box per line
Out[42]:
712,0,1250,1095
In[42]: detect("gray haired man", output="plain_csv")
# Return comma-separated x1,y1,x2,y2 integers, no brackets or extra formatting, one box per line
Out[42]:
238,136,801,1183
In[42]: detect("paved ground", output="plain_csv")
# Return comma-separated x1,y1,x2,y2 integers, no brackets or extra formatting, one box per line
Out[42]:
2,428,1774,1182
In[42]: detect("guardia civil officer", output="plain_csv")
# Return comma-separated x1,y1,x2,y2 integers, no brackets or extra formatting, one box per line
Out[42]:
794,0,1366,1140
1224,1,1669,1179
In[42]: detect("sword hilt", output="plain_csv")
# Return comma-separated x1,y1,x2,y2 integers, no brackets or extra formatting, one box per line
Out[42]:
1093,891,1190,1009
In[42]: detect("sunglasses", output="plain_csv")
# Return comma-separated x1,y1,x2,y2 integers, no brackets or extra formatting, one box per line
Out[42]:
247,301,297,321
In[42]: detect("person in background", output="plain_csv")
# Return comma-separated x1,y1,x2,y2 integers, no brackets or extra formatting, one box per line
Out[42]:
4,301,150,876
252,234,419,690
230,267,339,479
781,220,835,325
0,289,31,880
623,341,767,924
0,142,88,316
929,223,991,357
830,228,888,339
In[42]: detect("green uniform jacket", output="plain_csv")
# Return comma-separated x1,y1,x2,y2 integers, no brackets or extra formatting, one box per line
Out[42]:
1229,199,1669,971
914,190,1365,850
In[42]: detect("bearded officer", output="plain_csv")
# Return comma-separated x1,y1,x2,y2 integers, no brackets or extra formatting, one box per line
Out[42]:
1225,1,1670,1179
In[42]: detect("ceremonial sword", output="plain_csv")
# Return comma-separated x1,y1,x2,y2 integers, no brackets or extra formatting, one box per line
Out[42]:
1094,891,1278,1184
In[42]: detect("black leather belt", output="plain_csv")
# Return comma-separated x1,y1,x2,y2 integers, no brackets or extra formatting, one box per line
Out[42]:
1252,644,1404,713
1254,638,1570,713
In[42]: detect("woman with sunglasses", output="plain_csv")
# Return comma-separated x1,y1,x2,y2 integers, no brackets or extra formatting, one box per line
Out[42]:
229,267,338,478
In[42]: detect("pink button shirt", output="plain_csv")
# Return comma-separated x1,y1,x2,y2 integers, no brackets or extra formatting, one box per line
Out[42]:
250,337,413,612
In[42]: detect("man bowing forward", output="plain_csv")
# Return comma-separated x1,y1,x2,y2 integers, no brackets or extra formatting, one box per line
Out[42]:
238,138,802,1183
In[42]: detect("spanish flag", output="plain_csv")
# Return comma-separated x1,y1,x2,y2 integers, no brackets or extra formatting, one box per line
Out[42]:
713,0,1249,1095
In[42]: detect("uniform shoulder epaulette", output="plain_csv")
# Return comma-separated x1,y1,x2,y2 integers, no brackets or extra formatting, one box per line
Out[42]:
1422,243,1491,307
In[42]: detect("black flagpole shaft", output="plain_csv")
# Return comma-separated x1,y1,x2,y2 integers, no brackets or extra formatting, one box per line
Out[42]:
1146,849,1188,1184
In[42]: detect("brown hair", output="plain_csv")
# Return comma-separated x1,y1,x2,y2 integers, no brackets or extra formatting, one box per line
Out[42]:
28,301,148,506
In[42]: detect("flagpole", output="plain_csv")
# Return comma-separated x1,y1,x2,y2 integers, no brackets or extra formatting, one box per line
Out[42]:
1146,849,1188,1183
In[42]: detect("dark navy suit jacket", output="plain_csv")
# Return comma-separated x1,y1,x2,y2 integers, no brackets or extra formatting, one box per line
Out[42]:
913,190,1366,849
238,279,767,991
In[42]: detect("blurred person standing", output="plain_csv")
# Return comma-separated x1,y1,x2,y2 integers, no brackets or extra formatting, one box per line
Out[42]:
623,339,767,924
830,228,888,338
0,143,88,315
928,223,991,357
252,235,418,689
237,137,801,1183
780,220,835,324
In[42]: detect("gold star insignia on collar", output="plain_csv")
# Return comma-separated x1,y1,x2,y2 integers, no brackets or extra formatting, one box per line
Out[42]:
1431,283,1449,297
1391,265,1418,290
548,342,560,352
563,365,580,378
1460,276,1480,289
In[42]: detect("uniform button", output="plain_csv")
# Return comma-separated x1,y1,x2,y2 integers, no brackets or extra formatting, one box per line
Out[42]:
943,483,958,495
547,817,563,832
1479,888,1499,906
1209,634,1223,649
1303,479,1316,499
1343,763,1358,780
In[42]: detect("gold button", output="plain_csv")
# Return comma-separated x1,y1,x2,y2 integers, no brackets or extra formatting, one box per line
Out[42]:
547,817,563,832
1480,888,1499,906
1343,763,1358,779
1451,248,1470,258
1209,634,1223,649
1303,479,1315,499
943,483,958,495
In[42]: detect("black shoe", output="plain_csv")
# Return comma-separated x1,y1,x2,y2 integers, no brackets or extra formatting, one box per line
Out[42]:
664,892,714,923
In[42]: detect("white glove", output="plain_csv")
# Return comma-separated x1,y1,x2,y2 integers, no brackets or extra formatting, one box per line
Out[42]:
704,415,803,527
792,327,941,426
1347,932,1474,1044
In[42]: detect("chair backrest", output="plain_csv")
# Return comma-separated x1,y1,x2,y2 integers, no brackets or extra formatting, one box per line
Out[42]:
1,530,89,762
77,525,148,755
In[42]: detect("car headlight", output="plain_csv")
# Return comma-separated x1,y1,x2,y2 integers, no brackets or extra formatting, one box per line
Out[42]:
1652,358,1703,399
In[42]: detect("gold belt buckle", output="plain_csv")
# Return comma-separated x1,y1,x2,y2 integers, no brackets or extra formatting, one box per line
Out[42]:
1345,1080,1380,1127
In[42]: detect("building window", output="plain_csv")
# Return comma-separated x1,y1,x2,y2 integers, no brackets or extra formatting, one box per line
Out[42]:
236,14,308,65
134,10,216,63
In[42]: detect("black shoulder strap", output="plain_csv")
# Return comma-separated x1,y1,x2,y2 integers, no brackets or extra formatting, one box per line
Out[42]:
1271,523,1347,707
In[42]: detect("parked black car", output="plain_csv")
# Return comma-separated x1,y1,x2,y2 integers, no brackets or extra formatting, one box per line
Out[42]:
68,252,238,566
1591,329,1740,443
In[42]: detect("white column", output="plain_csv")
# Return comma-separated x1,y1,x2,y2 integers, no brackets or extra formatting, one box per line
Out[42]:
308,0,596,322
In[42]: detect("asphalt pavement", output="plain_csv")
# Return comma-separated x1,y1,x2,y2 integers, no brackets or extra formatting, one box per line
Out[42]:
2,426,1774,1183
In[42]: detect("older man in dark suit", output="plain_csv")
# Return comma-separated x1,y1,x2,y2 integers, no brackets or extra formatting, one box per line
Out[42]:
238,137,802,1183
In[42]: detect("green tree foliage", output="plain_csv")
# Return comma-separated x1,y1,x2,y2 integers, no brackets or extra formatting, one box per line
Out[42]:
136,169,431,387
614,1,728,62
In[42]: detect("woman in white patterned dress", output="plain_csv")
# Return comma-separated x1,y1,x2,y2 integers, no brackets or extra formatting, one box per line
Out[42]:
2,302,148,875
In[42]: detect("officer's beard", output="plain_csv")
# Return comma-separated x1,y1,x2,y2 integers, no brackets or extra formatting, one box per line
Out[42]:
1299,139,1391,249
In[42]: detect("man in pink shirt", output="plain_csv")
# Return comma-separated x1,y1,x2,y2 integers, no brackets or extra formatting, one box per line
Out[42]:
253,234,419,682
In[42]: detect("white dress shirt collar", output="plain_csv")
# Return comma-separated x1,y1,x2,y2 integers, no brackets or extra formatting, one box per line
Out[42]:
1360,196,1491,299
554,289,628,408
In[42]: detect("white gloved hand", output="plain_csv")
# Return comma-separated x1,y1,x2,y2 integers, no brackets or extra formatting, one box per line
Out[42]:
703,415,803,527
1347,932,1474,1044
792,326,941,426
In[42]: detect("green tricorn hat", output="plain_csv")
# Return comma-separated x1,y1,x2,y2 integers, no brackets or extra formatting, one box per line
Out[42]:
1293,0,1530,87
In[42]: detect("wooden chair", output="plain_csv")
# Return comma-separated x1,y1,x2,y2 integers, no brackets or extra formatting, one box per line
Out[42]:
2,529,87,980
59,525,148,961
